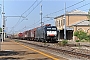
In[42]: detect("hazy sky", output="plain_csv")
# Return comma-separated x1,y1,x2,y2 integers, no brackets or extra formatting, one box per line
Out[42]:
0,0,90,34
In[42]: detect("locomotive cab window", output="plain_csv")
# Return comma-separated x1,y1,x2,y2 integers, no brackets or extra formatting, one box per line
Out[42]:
52,28,56,30
47,28,51,30
46,27,57,31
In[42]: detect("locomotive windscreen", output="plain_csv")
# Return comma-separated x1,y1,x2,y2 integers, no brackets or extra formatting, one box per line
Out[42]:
47,28,51,30
46,27,57,31
52,28,56,30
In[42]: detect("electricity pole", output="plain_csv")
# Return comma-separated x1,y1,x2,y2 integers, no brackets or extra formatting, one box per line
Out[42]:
40,4,42,27
1,0,26,42
2,0,5,42
64,2,66,40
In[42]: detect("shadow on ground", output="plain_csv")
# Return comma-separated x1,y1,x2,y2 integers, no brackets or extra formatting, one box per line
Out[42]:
0,57,23,60
0,50,52,60
0,51,21,56
0,51,38,56
27,58,52,60
0,39,11,42
0,51,39,60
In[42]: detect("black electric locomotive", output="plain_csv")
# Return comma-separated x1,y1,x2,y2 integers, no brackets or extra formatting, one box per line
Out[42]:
35,24,57,42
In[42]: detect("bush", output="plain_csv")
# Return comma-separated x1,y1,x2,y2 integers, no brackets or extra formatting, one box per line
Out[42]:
86,35,90,42
75,40,80,42
58,40,68,46
80,39,86,42
74,31,79,36
74,30,88,40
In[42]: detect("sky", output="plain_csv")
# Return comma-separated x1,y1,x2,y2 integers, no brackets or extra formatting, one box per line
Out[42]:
0,0,90,34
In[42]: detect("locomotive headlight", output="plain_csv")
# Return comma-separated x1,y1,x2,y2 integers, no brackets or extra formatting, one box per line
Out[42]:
47,31,57,36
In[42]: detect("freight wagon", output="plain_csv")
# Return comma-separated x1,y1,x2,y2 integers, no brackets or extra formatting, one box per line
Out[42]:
18,33,23,39
28,30,31,40
30,28,37,40
22,31,28,40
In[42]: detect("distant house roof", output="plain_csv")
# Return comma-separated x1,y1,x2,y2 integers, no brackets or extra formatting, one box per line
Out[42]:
54,10,88,19
66,10,88,14
71,20,90,26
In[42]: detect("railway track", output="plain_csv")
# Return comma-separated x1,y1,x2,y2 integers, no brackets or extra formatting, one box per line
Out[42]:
15,39,90,60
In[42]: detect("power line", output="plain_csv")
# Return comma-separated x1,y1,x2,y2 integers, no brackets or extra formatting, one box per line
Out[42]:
13,0,38,28
15,0,42,27
9,0,43,33
15,0,42,28
26,0,43,18
18,20,40,32
11,0,88,33
18,18,54,32
22,0,38,16
43,2,90,25
18,0,89,32
42,0,89,25
45,0,85,17
75,2,90,10
20,0,89,31
9,0,38,33
11,0,83,33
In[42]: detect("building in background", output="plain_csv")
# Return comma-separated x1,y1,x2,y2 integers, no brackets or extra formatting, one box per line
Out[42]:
54,10,89,41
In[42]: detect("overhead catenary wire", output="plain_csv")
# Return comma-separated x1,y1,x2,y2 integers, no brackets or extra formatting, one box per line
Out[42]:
19,17,44,32
75,2,90,10
25,0,43,18
13,0,42,28
9,0,39,33
22,0,38,16
45,0,85,17
18,20,40,32
12,0,38,28
10,0,84,33
13,0,43,32
11,0,89,34
19,0,42,25
19,18,54,32
42,0,89,25
17,0,88,32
